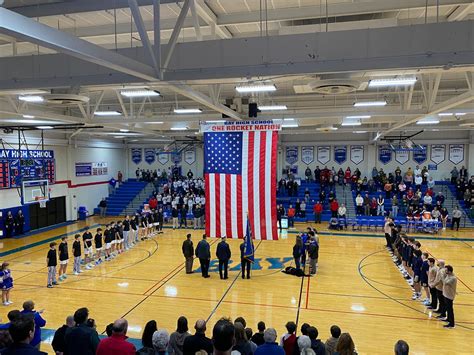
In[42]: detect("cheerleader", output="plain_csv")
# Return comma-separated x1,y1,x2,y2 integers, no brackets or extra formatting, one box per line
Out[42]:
0,262,13,305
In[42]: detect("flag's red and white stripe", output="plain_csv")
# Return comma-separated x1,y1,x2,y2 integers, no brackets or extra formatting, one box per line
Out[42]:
205,130,278,240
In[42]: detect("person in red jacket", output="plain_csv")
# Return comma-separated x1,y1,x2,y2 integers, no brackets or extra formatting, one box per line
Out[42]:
330,199,339,218
96,319,136,355
148,196,158,210
287,205,296,227
313,201,323,224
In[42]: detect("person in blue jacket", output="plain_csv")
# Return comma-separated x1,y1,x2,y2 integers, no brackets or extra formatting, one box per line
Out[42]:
20,300,46,350
195,234,211,278
216,236,231,280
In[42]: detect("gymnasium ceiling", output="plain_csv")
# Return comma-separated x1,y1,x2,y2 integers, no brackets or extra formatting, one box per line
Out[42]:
0,0,473,144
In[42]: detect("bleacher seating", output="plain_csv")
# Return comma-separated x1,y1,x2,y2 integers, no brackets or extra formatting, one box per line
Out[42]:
104,180,147,216
277,180,336,222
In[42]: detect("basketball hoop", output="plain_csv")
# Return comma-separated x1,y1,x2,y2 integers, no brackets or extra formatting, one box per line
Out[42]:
35,196,47,208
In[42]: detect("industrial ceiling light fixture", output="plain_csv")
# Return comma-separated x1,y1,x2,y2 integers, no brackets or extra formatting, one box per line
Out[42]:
173,108,202,114
345,115,371,119
19,95,44,103
120,89,160,98
170,127,188,131
369,77,417,87
22,114,35,119
353,100,387,107
235,84,277,93
36,126,54,129
341,121,362,126
258,105,287,111
94,111,122,116
438,113,453,117
416,118,440,125
281,123,299,128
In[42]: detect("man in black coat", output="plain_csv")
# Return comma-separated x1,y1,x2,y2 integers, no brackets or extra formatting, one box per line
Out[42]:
216,236,231,280
195,234,211,278
182,234,194,274
239,239,252,280
65,308,100,355
52,315,75,354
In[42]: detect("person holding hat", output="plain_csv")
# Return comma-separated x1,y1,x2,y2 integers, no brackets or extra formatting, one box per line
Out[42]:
216,237,231,280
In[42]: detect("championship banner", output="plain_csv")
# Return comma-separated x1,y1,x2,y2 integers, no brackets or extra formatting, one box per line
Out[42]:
334,146,347,165
184,149,196,165
430,144,446,165
395,150,409,165
350,145,364,165
449,144,464,164
131,148,142,164
378,145,392,165
301,146,314,165
157,152,169,165
172,152,182,164
412,145,428,164
317,146,331,165
203,121,279,240
144,148,155,164
285,146,299,165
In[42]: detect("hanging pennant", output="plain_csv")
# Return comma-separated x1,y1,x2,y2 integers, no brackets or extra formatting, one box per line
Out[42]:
412,145,428,164
378,145,392,165
449,144,464,164
350,145,364,165
317,146,331,165
172,151,182,164
334,146,347,165
395,150,409,165
301,146,314,165
131,148,142,164
157,152,169,165
430,144,446,165
184,149,196,165
285,146,299,165
144,148,155,164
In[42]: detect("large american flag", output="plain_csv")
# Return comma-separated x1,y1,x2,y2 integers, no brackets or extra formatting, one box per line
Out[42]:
204,130,278,240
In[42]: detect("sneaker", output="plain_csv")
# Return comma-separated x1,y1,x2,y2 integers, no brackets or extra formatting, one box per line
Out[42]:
86,265,92,270
436,315,446,319
52,281,59,285
411,294,418,300
443,325,454,329
74,272,79,276
6,301,13,305
79,270,84,273
58,275,64,281
3,302,8,306
47,284,53,288
63,274,68,279
423,299,431,305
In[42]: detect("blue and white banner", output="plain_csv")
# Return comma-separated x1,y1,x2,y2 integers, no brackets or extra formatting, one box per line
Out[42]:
412,145,428,164
449,144,464,164
395,150,409,165
378,145,392,165
184,149,196,165
131,148,142,164
334,146,347,165
301,146,314,165
430,144,446,165
285,146,299,165
317,146,331,165
0,149,54,159
157,152,169,165
172,151,182,164
144,148,155,164
350,145,364,165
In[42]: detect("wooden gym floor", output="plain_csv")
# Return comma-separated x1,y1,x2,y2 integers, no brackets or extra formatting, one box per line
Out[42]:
0,217,472,355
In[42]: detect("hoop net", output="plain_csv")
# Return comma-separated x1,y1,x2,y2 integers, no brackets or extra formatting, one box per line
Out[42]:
35,196,47,208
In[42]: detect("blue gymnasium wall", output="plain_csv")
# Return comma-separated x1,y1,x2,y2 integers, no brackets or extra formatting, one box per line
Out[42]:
0,205,30,238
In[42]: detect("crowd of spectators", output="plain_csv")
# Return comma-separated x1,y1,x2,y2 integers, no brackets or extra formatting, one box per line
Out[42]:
0,301,413,355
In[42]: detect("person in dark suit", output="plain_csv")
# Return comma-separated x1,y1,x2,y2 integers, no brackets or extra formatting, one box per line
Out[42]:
15,210,25,236
216,236,231,280
239,239,253,280
4,211,14,238
195,234,211,278
182,234,194,274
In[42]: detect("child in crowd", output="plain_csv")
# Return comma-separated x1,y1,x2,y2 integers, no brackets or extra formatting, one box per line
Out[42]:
0,262,13,305
58,236,69,281
104,224,113,261
72,234,82,275
46,242,58,288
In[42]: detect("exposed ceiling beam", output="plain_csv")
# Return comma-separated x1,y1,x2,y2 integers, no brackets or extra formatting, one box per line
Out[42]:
0,7,158,81
448,4,474,21
194,0,232,39
216,0,472,26
128,0,159,74
381,89,474,136
0,21,472,87
189,0,203,41
163,0,191,70
9,0,180,18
